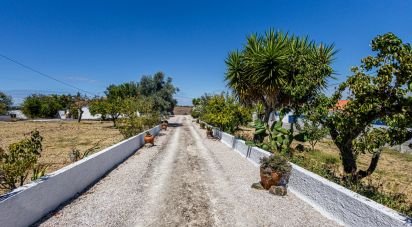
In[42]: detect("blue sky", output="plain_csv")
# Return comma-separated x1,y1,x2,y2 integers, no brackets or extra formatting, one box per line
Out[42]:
1,0,411,105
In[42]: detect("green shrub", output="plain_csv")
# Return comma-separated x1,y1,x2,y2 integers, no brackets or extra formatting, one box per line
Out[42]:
260,155,292,175
31,164,48,181
117,114,160,139
201,94,251,133
0,130,43,190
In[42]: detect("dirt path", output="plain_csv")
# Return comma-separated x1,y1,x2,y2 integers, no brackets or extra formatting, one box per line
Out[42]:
38,116,338,226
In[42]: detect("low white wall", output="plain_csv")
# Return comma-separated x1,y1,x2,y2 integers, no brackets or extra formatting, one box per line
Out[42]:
233,139,250,157
220,132,235,148
248,147,271,165
0,125,160,227
207,125,411,227
288,163,410,226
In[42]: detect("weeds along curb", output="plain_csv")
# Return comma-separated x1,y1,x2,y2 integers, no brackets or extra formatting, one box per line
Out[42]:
197,120,411,227
0,125,161,227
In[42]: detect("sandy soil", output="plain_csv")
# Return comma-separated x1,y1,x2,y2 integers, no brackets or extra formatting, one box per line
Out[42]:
38,116,338,226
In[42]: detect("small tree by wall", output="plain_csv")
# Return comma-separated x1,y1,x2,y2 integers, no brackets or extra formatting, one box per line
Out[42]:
0,130,43,190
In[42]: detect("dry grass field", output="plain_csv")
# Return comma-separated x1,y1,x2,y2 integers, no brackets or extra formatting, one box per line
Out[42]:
300,140,412,203
0,120,123,190
173,106,192,115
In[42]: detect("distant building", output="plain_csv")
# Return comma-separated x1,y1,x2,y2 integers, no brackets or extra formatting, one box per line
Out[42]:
8,110,28,120
57,110,67,120
80,107,102,120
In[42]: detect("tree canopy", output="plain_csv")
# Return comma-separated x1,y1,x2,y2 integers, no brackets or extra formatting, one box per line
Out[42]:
225,29,336,122
0,91,12,114
104,72,178,114
309,32,412,180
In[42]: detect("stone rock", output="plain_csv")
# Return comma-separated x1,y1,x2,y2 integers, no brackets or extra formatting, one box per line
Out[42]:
269,185,287,196
251,182,265,190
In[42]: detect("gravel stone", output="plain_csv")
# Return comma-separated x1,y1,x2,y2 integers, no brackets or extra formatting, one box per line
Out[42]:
38,116,340,226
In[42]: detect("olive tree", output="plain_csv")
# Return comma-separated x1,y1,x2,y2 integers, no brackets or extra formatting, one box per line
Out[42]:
311,33,412,180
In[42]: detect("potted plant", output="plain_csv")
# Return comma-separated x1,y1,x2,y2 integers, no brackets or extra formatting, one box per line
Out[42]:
259,155,292,190
206,126,213,138
144,131,154,145
200,122,205,129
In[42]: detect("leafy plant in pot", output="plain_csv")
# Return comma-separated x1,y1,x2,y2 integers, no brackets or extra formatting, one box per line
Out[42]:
144,131,154,145
259,155,292,190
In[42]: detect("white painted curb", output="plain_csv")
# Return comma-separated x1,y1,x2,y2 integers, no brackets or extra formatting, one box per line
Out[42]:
200,121,411,227
0,125,161,227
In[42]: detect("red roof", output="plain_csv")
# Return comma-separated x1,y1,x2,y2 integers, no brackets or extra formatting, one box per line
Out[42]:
336,100,348,110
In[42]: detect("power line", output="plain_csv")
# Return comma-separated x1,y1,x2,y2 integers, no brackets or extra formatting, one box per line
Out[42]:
0,53,97,96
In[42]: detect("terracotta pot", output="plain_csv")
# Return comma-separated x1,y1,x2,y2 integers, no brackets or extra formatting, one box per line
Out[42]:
206,130,213,138
144,135,154,145
260,167,282,190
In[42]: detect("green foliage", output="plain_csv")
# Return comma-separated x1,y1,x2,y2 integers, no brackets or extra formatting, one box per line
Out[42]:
89,97,109,120
89,97,123,126
21,94,77,119
92,72,177,127
0,130,43,190
22,94,61,118
225,29,335,122
260,155,292,175
106,72,179,114
105,82,139,100
69,139,103,162
117,113,159,139
251,119,268,143
299,118,329,151
309,33,412,180
0,91,12,114
248,113,298,154
191,94,211,119
138,72,179,113
31,164,48,181
116,96,160,138
267,116,294,154
200,94,251,133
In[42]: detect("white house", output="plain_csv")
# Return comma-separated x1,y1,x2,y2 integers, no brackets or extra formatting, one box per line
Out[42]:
8,110,28,120
80,107,102,120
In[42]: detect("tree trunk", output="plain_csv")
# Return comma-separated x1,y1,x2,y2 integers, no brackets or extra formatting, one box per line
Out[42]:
78,109,84,123
355,150,381,180
263,106,273,123
338,142,358,176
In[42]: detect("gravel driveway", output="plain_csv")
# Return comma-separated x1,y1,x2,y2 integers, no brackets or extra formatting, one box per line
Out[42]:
38,116,338,226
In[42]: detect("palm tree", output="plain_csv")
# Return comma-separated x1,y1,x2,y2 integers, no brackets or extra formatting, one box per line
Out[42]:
225,29,336,123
